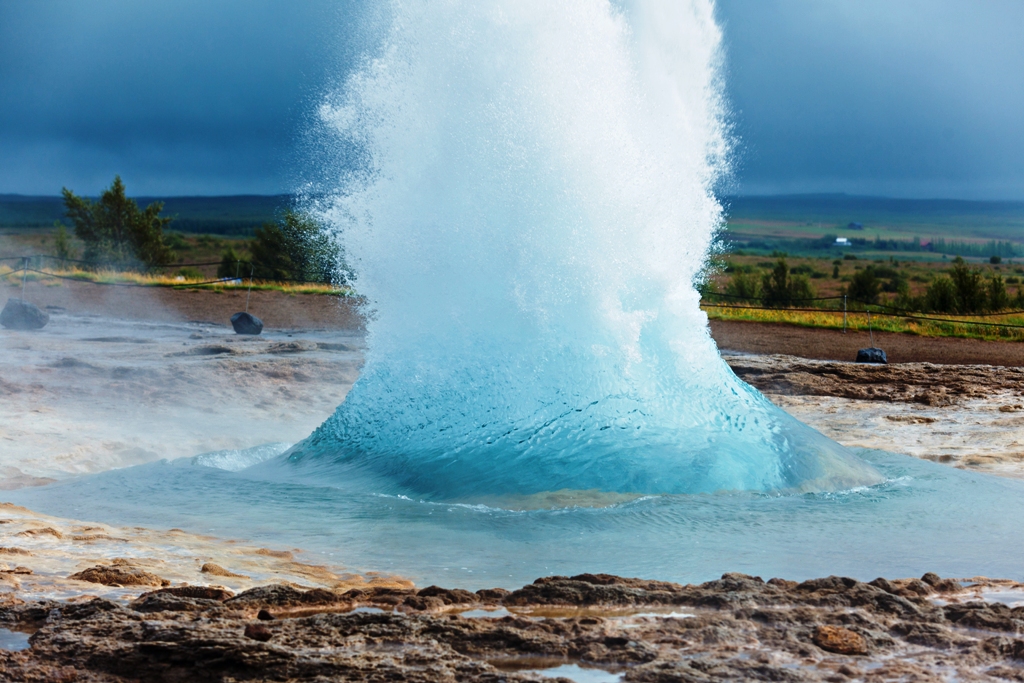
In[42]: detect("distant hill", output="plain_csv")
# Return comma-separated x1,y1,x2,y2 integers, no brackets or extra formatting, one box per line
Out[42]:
723,194,1024,242
0,194,292,235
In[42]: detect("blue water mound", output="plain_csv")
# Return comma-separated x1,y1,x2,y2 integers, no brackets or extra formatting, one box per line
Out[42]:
290,345,881,499
296,0,882,499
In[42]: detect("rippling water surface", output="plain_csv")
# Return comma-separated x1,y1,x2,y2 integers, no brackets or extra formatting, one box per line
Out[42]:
8,448,1023,589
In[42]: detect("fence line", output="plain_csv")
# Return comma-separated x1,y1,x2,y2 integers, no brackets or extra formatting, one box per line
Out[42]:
702,302,1024,331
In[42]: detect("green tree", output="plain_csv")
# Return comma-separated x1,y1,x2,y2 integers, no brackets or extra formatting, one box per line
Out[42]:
53,222,77,263
948,256,986,313
761,258,815,307
217,247,244,279
925,276,958,313
249,210,345,284
893,279,919,310
249,222,300,281
61,176,174,268
725,271,761,301
988,274,1009,311
845,267,880,304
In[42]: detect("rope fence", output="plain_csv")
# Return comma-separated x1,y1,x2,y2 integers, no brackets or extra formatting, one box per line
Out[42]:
0,254,347,288
702,299,1024,331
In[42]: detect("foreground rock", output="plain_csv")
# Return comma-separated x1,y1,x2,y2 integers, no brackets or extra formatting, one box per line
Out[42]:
0,298,48,330
68,560,171,588
2,572,1023,681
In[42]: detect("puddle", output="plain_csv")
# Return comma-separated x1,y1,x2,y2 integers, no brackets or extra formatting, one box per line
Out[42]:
0,628,30,651
348,606,387,615
976,590,1024,607
626,611,695,620
458,607,513,619
489,657,622,682
932,588,1024,608
520,663,622,682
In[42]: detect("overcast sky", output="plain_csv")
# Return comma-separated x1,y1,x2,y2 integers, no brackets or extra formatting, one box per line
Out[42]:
1,0,1022,199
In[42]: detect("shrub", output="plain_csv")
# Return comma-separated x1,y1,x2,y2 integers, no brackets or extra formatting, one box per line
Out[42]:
249,210,347,284
988,275,1009,311
217,248,243,279
725,272,761,301
843,254,858,260
165,233,190,251
761,258,815,307
925,276,958,313
846,266,880,304
61,176,174,269
894,280,920,310
53,223,77,262
949,257,986,313
991,255,1002,264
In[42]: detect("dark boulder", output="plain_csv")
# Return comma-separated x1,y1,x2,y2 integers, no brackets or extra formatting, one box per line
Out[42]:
1,298,49,330
856,347,887,364
230,311,263,335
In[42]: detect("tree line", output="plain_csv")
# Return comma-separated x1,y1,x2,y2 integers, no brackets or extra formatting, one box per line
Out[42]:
713,256,1021,315
57,176,347,284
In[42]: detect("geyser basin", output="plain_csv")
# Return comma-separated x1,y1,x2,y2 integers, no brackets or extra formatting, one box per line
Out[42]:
300,0,880,498
7,449,1024,589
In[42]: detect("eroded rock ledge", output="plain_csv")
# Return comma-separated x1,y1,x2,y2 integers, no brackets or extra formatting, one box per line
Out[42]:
725,354,1024,406
2,572,1023,681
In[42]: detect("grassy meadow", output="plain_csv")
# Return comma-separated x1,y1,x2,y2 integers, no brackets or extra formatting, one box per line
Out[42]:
4,193,1024,339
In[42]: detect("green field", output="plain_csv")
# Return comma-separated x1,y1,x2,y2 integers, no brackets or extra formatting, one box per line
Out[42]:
723,194,1024,259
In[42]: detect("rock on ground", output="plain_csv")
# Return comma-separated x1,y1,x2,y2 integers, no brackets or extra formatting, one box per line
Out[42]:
231,311,263,335
0,298,48,330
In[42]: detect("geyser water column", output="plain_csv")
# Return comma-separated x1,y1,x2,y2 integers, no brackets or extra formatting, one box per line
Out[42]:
298,0,883,500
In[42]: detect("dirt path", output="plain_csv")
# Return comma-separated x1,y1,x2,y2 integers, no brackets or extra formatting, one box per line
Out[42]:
4,279,362,330
710,319,1024,366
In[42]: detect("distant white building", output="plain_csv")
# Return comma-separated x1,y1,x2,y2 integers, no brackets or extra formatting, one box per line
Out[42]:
835,237,850,246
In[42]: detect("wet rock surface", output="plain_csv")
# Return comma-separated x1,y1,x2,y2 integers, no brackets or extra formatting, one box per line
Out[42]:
3,572,1024,681
68,560,172,588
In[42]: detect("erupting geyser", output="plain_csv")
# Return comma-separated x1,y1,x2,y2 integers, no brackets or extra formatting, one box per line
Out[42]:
295,0,882,499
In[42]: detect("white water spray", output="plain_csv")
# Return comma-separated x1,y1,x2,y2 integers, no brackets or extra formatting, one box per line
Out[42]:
301,0,881,499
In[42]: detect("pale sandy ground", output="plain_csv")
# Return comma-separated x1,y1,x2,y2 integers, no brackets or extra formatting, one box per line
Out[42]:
0,311,361,488
776,394,1024,478
0,308,397,598
725,353,1024,480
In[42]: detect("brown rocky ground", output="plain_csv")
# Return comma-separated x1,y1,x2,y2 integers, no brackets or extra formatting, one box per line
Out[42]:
2,572,1024,681
711,319,1024,366
727,354,1024,407
3,278,362,330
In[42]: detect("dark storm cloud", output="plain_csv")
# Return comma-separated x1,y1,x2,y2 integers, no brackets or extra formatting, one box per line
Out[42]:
0,0,364,195
716,0,1024,199
1,0,1021,199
